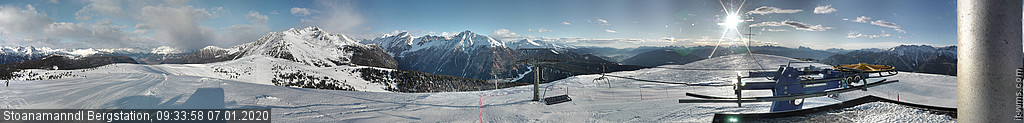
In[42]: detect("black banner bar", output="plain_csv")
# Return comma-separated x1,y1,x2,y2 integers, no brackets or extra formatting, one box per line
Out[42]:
2,109,270,123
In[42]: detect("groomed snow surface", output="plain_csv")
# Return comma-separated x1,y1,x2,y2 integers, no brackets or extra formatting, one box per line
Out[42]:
0,54,956,122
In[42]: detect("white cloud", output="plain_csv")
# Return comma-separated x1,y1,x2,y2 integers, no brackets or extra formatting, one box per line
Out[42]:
747,6,802,15
24,4,35,11
814,5,837,14
749,20,832,31
490,28,523,39
801,42,930,50
290,7,311,16
0,5,159,48
870,20,900,28
438,31,462,37
43,22,91,38
217,10,272,47
48,0,59,4
164,0,188,6
305,0,364,33
0,35,63,48
528,28,552,33
846,32,894,38
39,20,155,48
134,23,153,30
561,21,571,25
604,29,616,33
894,28,906,33
5,0,286,49
589,18,609,26
489,29,641,47
546,37,648,45
0,5,54,34
762,28,788,32
853,16,872,23
140,6,217,50
245,11,268,24
81,20,148,47
218,24,269,47
482,29,726,48
75,0,125,20
684,37,779,46
848,16,904,33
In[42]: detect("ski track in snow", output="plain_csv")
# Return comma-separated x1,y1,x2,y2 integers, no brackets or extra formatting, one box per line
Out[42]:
0,54,958,122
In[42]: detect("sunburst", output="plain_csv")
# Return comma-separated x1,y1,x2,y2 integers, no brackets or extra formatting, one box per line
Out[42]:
708,0,747,58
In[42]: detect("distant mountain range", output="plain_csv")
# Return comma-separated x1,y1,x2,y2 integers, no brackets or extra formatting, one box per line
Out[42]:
822,45,957,76
0,26,970,91
0,55,136,80
607,45,958,76
600,46,840,67
366,31,519,80
163,27,398,68
0,45,186,65
0,27,511,92
366,32,644,83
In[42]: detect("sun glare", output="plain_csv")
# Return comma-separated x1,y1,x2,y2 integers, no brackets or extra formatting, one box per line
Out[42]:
709,0,747,59
721,14,742,28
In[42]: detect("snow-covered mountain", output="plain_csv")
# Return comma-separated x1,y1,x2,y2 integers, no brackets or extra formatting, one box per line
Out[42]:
570,46,671,62
0,46,184,65
1,54,957,122
502,39,646,83
159,46,237,64
364,31,414,57
229,27,396,68
365,33,645,83
0,46,66,65
368,31,520,80
823,45,957,75
0,46,72,57
3,27,527,92
0,27,397,68
160,26,398,68
506,39,573,50
149,46,183,55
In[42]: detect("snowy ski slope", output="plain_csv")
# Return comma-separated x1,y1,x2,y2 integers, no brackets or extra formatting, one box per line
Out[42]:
0,54,957,122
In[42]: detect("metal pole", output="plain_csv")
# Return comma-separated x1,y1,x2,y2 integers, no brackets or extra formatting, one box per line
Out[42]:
533,64,540,101
957,0,1023,122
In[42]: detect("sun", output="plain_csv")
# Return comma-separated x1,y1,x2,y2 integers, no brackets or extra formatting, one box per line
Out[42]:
720,14,742,28
708,0,747,59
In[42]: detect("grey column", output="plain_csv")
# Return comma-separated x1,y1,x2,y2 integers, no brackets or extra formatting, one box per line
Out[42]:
957,0,1023,122
534,65,540,101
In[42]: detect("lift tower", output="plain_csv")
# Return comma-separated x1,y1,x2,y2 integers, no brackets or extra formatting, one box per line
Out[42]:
515,48,561,101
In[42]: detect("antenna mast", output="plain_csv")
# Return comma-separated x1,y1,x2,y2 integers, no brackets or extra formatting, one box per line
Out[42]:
745,17,766,70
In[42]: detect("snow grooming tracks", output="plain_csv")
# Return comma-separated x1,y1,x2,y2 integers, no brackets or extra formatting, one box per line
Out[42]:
711,95,956,122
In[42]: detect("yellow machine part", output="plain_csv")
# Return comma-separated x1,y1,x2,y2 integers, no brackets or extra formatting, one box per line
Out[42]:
832,63,895,72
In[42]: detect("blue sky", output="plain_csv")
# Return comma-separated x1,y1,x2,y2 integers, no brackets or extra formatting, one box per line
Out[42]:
0,0,957,50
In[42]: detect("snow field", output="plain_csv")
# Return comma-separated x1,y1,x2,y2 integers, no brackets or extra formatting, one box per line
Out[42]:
1,54,958,122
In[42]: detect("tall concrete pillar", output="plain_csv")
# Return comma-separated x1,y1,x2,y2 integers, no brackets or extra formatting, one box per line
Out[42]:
957,0,1023,122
